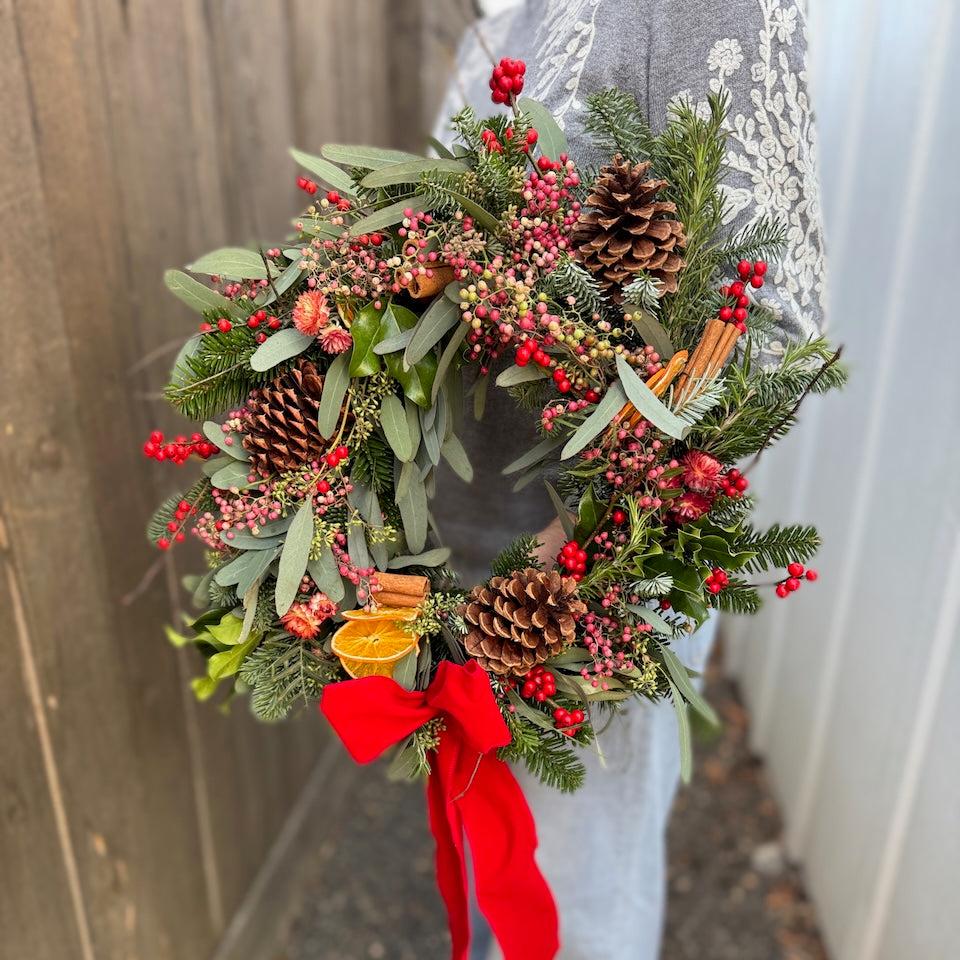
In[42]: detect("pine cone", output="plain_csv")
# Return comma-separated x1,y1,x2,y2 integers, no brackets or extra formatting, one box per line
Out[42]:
572,155,686,297
243,359,327,475
461,568,586,677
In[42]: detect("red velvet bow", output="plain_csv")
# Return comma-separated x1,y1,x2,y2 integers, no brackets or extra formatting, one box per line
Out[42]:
321,660,559,960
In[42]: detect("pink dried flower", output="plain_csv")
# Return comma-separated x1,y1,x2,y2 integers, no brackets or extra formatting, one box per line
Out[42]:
670,491,714,524
680,450,724,493
281,592,337,639
318,325,352,354
292,290,330,337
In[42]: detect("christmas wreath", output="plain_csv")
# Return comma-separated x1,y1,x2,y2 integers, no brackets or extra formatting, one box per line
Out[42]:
148,57,844,959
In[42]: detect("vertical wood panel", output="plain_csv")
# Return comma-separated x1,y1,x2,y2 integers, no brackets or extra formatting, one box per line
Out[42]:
0,2,469,958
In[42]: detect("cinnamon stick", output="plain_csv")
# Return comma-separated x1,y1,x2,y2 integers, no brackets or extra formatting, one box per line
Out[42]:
676,319,724,402
373,572,430,608
408,266,457,299
704,323,742,378
648,350,688,398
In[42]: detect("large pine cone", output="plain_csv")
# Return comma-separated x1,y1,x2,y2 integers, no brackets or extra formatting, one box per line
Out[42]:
243,359,326,475
572,155,686,297
461,568,586,677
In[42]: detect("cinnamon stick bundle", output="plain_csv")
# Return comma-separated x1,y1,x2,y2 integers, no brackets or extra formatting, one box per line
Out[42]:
408,266,457,299
374,572,430,608
675,318,724,402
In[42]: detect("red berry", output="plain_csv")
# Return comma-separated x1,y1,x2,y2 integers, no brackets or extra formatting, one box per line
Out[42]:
336,445,349,460
750,274,764,288
521,682,536,698
316,480,330,494
776,583,789,598
611,509,627,525
787,562,805,578
557,379,571,393
571,710,584,724
157,538,171,551
753,261,767,276
805,569,819,582
786,577,801,592
527,129,538,144
730,281,745,297
217,317,232,333
737,260,752,278
325,453,339,467
719,306,733,321
737,294,750,308
733,307,748,322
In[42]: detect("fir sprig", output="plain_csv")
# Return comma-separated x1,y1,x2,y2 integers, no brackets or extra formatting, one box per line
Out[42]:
499,713,586,794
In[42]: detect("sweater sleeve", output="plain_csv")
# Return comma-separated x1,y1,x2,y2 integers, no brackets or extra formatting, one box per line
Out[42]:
648,0,826,345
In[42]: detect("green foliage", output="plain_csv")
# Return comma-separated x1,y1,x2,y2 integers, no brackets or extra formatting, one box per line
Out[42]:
720,216,789,265
165,326,275,421
708,578,762,614
350,434,394,495
542,255,610,319
735,522,821,574
147,478,213,543
500,713,586,793
238,634,336,721
491,534,543,577
584,88,655,160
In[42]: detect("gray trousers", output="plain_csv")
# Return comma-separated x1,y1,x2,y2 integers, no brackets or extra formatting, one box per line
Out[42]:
470,619,717,960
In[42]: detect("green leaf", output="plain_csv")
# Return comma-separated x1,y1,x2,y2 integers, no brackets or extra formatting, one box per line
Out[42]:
219,530,284,551
668,679,693,783
502,435,565,475
404,296,461,366
348,195,431,237
395,459,416,501
191,676,220,701
387,547,451,569
626,603,675,636
404,399,422,455
392,649,419,691
203,421,250,460
473,374,488,420
442,190,501,235
495,364,550,387
615,354,689,440
544,481,576,540
380,394,414,462
188,247,272,280
432,322,468,403
426,136,455,159
318,352,350,438
628,309,675,359
348,303,385,376
398,475,428,553
165,624,194,648
307,545,345,601
657,643,719,727
383,305,437,406
250,328,314,372
573,484,602,542
560,382,626,460
289,147,357,195
206,613,245,647
237,581,260,647
261,259,302,306
506,690,556,732
208,634,260,681
164,269,243,318
321,143,421,169
440,434,473,482
361,157,468,187
210,460,254,490
276,499,314,616
373,329,414,355
517,97,570,160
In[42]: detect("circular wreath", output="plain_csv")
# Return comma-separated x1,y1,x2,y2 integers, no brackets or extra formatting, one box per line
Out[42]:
149,69,843,792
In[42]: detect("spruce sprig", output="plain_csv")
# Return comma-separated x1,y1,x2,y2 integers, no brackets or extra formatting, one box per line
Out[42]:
499,713,586,794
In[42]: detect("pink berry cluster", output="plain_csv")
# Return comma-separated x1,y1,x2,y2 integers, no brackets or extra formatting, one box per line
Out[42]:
489,57,525,104
705,567,729,594
142,430,216,465
718,260,768,332
775,561,818,598
580,607,651,691
540,395,592,432
156,498,197,551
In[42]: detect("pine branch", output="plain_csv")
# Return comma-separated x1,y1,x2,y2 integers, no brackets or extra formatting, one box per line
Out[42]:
709,579,762,614
584,88,655,160
499,714,586,793
491,534,543,577
239,634,336,721
736,522,821,574
720,215,788,264
542,255,610,319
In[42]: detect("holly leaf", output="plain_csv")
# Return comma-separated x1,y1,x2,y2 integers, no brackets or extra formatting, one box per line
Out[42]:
348,303,385,377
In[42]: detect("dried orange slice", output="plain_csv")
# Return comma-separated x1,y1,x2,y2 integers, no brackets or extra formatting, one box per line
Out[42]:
331,617,419,680
340,606,419,623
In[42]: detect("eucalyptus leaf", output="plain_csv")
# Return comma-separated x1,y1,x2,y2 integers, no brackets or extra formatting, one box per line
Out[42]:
628,309,675,359
170,334,202,385
668,679,693,783
432,322,468,403
347,522,371,570
373,329,414,355
348,194,431,237
261,259,302,306
404,295,461,366
626,603,676,636
404,399,422,456
237,581,260,646
440,434,473,482
318,352,350,438
398,475,428,553
289,147,357,195
419,407,441,466
251,328,314,372
657,643,719,727
210,461,255,490
502,435,565,475
383,304,437,406
517,97,569,160
387,547,451,569
543,481,576,539
495,364,549,387
188,247,272,280
392,649,419,692
361,158,467,187
444,190,500,234
560,382,626,460
473,374,488,420
219,530,284,551
380,394,415,462
506,690,556,732
426,136,455,159
321,143,421,169
444,281,463,303
395,459,416,501
615,353,689,440
308,545,345,601
203,421,250,460
275,499,314,616
164,270,243,318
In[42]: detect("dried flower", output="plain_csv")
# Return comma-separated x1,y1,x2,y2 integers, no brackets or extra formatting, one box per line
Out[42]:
670,491,713,524
292,290,331,337
318,325,353,354
281,592,338,639
680,450,723,493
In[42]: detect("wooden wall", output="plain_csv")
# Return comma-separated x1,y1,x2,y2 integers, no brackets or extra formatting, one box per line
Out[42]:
725,1,960,958
0,2,471,958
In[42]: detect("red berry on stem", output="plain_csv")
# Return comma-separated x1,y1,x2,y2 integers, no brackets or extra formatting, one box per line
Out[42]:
787,562,805,578
805,569,819,582
737,260,752,278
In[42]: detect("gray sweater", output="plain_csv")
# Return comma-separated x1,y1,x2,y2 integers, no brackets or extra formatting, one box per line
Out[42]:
433,0,825,582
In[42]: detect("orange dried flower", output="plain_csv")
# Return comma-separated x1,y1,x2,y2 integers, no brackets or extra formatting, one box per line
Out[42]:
292,290,331,337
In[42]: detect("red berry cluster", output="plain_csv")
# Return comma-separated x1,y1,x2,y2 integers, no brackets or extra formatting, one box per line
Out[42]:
514,338,551,368
520,665,556,701
480,125,538,155
143,430,215,464
489,57,525,104
720,467,749,498
325,190,351,212
552,706,585,737
775,561,818,598
718,260,767,333
296,176,318,195
323,445,349,468
551,366,573,393
156,499,197,551
705,567,729,594
557,540,588,581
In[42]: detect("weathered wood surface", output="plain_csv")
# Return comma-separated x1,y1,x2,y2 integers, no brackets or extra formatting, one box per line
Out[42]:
0,1,471,957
